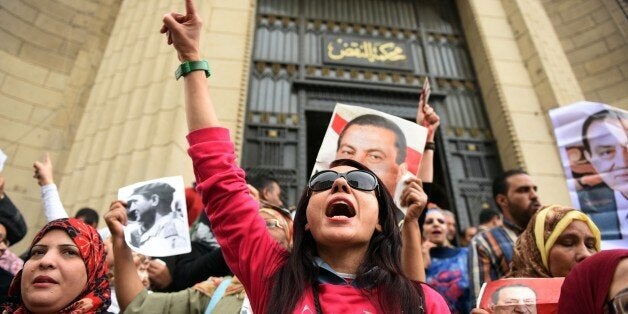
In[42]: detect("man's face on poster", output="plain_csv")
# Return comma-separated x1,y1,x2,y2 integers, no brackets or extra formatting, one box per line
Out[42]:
336,124,406,195
127,193,157,221
491,286,537,314
585,116,628,196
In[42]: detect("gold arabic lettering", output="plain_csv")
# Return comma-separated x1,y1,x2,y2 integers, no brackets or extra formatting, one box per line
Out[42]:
327,38,407,63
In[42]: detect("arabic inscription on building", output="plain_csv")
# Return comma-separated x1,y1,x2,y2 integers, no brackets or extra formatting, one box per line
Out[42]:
322,35,413,71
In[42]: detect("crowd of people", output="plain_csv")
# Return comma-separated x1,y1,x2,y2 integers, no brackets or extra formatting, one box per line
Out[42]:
0,0,626,313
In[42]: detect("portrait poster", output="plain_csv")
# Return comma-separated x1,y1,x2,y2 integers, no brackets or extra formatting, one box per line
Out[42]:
312,103,428,212
477,277,564,314
117,176,191,257
549,102,627,249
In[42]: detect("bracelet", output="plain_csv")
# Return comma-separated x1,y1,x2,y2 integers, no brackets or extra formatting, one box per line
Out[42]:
175,60,211,80
425,141,435,150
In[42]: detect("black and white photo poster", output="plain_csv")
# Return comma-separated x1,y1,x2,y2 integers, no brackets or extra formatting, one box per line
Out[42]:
118,176,191,256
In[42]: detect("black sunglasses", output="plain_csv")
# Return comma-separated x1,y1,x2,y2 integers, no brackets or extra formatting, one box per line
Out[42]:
309,169,378,192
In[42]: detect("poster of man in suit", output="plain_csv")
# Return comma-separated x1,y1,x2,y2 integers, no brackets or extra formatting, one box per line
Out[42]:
549,102,627,249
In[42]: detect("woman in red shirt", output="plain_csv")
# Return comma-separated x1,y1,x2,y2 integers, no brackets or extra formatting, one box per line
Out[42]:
159,1,449,312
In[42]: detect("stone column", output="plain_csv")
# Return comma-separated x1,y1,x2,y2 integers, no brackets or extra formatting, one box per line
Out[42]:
457,0,580,205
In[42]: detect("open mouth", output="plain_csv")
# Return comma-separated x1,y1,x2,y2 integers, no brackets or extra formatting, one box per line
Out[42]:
325,201,356,218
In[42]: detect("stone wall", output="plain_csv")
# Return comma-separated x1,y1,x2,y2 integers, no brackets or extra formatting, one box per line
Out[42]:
58,0,255,229
456,0,576,206
0,0,121,252
542,0,628,107
0,0,255,253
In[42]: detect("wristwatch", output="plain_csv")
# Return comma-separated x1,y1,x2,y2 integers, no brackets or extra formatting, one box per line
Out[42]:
175,60,211,80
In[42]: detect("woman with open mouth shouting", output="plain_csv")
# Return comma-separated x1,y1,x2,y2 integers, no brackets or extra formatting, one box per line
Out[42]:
422,208,470,313
160,0,449,312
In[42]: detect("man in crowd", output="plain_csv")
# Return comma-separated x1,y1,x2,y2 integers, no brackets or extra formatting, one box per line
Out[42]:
127,182,186,250
478,208,502,233
442,209,458,246
74,207,100,228
581,109,627,240
460,226,477,247
247,173,284,208
468,169,541,302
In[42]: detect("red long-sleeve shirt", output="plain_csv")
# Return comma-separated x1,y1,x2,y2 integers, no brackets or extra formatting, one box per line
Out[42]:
188,127,449,313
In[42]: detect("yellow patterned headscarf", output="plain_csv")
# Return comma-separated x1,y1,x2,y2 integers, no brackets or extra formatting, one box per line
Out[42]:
508,205,601,278
534,205,601,270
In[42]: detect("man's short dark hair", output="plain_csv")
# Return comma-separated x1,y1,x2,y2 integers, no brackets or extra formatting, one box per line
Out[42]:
74,207,99,226
581,109,627,154
491,283,536,304
337,114,407,164
492,169,528,211
479,208,500,224
132,182,175,210
247,173,280,194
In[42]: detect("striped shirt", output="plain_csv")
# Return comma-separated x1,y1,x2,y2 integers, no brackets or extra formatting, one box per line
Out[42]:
467,220,522,306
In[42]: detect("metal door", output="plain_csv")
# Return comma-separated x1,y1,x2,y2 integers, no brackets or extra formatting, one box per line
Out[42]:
242,0,501,230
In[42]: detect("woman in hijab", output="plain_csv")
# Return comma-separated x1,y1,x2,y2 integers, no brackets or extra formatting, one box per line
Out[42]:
558,249,628,314
471,205,602,314
508,204,601,278
1,218,110,313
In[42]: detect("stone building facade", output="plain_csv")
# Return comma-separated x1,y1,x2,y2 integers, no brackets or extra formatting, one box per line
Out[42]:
0,0,625,252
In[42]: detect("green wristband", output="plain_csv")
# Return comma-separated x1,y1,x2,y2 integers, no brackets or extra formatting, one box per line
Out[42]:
175,60,211,80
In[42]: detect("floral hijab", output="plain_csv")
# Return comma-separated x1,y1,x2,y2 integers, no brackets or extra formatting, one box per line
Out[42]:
1,218,110,313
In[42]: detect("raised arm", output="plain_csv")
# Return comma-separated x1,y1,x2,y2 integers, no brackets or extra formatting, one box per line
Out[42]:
163,2,285,312
33,153,69,221
160,0,219,130
104,200,144,311
416,102,440,183
399,176,427,281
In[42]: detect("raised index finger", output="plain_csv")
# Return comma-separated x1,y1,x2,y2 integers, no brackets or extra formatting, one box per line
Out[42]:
185,0,196,16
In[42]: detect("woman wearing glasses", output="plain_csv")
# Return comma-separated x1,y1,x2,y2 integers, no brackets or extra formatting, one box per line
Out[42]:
160,0,448,312
422,208,470,313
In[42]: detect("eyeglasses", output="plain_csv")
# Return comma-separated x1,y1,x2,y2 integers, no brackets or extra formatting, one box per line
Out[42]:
265,219,285,230
605,287,628,314
425,218,445,225
308,170,378,192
